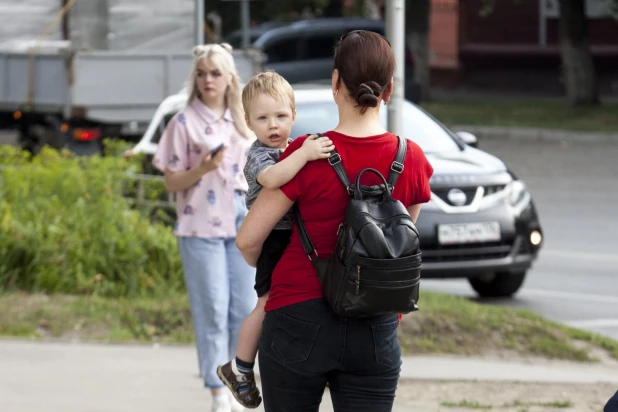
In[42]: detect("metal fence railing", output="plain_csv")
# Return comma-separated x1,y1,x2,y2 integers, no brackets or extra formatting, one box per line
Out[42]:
123,172,176,210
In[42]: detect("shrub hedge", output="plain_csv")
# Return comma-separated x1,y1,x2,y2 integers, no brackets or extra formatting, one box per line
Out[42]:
0,142,184,297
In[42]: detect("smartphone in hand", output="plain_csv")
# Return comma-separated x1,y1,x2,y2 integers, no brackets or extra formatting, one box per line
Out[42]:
210,143,225,158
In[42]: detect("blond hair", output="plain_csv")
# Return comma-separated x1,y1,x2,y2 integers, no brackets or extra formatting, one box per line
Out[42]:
242,71,296,118
187,43,253,139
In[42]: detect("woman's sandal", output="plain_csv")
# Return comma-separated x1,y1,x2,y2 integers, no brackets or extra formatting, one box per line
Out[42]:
217,361,262,409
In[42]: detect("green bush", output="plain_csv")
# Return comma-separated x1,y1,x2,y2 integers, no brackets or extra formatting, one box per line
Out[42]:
0,142,184,297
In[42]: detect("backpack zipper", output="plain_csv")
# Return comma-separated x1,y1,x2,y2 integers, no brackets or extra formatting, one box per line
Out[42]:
355,265,361,295
350,212,419,235
351,212,414,223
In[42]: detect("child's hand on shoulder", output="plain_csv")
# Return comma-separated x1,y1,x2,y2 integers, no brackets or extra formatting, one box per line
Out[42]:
300,134,335,162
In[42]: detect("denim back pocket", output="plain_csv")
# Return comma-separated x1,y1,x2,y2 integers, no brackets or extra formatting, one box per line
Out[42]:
271,312,321,364
371,320,401,367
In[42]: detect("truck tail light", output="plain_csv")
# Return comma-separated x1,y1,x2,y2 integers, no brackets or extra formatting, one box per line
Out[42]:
73,128,101,141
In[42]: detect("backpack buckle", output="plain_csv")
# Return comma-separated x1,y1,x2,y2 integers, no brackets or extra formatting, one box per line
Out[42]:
391,161,404,173
328,153,341,165
308,249,319,261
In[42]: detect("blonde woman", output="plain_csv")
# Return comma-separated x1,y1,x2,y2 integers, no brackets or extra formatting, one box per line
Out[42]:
153,43,255,412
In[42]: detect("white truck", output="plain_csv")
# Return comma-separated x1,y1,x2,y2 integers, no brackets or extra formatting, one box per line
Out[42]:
0,0,263,154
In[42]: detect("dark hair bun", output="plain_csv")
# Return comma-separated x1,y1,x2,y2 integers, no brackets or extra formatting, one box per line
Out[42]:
353,82,380,108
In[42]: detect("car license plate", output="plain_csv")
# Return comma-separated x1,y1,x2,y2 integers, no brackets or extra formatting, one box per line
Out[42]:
438,221,501,245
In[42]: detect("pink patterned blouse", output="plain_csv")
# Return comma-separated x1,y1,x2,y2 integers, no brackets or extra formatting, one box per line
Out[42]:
153,98,252,238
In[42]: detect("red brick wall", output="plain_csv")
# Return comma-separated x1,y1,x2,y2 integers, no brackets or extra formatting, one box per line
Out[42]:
429,0,460,69
459,0,540,45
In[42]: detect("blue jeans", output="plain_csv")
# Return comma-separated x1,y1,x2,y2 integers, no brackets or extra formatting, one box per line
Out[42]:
177,191,257,389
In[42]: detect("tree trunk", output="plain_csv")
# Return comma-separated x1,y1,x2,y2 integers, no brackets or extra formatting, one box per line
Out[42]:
558,0,599,107
405,0,431,102
363,0,382,19
61,0,70,41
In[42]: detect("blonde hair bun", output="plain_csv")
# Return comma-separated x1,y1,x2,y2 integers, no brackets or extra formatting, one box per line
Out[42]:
192,45,207,57
219,43,233,54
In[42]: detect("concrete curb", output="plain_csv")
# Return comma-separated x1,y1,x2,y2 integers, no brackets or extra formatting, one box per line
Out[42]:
399,355,618,384
2,339,617,385
1,340,618,412
450,124,618,143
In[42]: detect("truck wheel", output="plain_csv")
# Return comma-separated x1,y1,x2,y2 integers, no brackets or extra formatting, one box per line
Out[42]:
19,132,38,154
19,125,63,153
468,271,527,298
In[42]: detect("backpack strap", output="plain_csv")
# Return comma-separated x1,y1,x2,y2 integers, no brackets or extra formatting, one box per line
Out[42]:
313,133,352,194
295,132,349,262
295,134,406,262
294,204,318,261
317,133,406,193
387,135,406,189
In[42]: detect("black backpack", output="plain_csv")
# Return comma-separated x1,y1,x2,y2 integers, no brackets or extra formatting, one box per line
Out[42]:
294,134,422,318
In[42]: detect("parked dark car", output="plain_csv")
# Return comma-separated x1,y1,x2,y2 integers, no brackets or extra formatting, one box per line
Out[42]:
251,17,420,102
223,21,293,50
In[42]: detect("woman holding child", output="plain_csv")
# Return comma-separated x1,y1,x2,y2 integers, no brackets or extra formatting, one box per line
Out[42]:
234,31,434,412
153,43,256,412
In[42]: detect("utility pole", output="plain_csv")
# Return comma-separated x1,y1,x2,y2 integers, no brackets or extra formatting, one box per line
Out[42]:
221,0,252,48
386,0,405,136
196,0,205,45
241,0,250,48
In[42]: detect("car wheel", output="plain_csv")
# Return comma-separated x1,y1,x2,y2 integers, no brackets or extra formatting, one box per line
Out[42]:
468,271,527,298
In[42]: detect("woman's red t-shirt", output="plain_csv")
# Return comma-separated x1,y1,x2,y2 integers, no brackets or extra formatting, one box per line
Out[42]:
264,131,434,312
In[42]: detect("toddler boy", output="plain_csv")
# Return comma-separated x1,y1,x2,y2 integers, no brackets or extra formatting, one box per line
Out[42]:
217,71,334,408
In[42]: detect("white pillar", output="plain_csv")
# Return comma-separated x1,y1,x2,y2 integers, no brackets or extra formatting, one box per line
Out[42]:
386,0,405,136
196,0,205,45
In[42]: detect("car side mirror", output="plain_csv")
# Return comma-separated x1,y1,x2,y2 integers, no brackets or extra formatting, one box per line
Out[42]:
455,131,478,148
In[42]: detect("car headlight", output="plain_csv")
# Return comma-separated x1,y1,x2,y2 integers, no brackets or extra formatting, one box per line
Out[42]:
508,180,528,205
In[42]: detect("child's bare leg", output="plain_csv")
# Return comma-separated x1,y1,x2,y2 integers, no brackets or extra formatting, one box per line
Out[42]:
217,293,268,408
236,293,268,363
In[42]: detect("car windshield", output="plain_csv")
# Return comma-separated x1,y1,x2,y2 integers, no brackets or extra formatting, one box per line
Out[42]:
291,99,460,153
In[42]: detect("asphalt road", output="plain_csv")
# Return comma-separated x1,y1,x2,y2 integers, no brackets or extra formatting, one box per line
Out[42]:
0,130,18,146
421,136,618,340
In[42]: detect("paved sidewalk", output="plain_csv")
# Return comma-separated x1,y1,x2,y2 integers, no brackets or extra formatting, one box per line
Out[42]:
1,339,617,412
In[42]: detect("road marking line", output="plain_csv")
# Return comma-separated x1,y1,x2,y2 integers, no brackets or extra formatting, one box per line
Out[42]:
565,319,618,328
543,249,618,262
522,289,618,304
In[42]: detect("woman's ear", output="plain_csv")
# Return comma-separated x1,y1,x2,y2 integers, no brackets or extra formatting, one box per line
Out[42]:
331,69,340,95
382,77,394,104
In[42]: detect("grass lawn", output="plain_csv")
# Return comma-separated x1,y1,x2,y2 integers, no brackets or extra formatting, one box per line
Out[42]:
420,99,618,133
1,291,617,362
